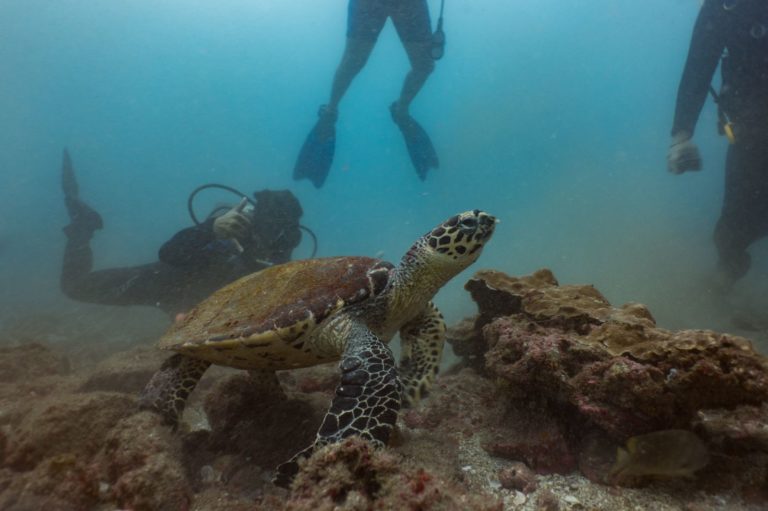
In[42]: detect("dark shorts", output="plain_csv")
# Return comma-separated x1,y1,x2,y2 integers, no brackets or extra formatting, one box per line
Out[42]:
347,0,432,43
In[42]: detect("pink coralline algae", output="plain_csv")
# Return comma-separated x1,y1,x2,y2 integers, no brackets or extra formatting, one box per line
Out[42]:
451,268,768,441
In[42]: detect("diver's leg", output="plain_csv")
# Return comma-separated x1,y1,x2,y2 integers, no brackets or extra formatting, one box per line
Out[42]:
327,0,386,110
398,301,445,406
273,319,400,487
60,232,96,298
60,149,105,300
713,138,768,285
391,0,434,113
140,354,212,427
61,259,174,309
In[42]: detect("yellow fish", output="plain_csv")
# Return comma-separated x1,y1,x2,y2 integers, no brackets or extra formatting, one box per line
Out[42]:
610,429,710,479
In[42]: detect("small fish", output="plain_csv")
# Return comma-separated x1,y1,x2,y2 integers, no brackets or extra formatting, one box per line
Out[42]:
610,429,710,480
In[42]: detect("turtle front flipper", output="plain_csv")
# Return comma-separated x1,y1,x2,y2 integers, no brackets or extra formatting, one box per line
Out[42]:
139,353,211,427
399,301,446,406
273,319,401,487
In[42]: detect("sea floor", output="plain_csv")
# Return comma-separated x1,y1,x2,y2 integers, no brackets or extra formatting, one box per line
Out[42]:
0,270,767,510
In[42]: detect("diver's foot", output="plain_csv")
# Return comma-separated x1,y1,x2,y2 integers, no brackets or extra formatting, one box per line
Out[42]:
63,197,103,239
388,101,439,179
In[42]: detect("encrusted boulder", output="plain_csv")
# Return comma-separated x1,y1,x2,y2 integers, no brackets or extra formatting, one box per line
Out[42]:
261,437,502,511
461,269,768,441
481,403,577,475
79,346,162,394
4,391,136,470
201,373,326,469
93,412,192,511
695,403,768,451
0,343,70,382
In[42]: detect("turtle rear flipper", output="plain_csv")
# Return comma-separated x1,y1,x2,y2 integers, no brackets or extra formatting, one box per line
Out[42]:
273,319,401,487
139,353,211,427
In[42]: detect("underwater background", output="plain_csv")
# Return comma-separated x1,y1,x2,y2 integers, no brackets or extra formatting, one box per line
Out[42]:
1,0,766,351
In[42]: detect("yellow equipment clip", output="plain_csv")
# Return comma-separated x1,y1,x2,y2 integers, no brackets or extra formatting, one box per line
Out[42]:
723,122,736,144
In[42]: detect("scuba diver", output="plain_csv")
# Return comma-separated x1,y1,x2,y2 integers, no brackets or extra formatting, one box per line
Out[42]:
60,149,307,316
294,0,446,188
667,0,768,290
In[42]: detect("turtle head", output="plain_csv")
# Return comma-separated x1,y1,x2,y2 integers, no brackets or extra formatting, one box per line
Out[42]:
393,210,496,310
415,210,497,272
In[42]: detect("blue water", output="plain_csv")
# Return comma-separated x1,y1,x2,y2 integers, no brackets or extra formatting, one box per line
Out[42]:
1,1,765,346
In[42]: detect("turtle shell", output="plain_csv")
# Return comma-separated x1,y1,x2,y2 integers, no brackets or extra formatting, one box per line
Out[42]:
159,256,393,369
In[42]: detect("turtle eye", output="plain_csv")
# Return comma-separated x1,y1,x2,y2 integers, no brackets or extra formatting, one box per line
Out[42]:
459,217,477,230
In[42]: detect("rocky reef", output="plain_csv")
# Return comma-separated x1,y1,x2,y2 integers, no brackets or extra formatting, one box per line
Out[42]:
0,269,767,509
450,269,768,439
449,269,768,491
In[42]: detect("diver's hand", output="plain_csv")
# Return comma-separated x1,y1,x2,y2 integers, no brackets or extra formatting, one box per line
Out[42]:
213,198,251,240
667,132,702,174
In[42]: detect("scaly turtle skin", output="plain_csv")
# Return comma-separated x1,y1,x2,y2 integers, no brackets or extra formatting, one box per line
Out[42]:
140,210,496,486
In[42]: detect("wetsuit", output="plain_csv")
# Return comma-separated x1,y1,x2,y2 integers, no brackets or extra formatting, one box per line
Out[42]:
672,0,768,280
327,0,435,111
60,190,303,316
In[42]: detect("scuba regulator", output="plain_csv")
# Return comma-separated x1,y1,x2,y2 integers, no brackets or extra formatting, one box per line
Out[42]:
187,183,318,258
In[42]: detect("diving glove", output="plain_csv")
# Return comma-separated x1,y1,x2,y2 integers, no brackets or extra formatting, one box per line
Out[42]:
667,132,702,174
213,198,251,241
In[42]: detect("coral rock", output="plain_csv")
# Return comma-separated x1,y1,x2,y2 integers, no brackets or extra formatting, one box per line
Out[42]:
0,343,69,382
695,403,768,451
469,269,768,441
0,455,99,511
482,406,577,475
279,437,502,511
203,374,323,469
95,411,192,511
79,346,162,394
5,391,135,470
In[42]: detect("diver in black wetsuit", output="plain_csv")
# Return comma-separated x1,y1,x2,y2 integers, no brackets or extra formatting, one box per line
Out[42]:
60,149,303,316
667,0,768,289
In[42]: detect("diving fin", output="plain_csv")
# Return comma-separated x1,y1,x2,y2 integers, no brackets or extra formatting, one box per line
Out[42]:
60,148,103,237
293,105,338,189
390,103,439,180
61,148,79,199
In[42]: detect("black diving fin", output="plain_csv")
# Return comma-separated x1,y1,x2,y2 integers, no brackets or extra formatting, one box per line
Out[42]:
61,148,79,199
60,148,103,235
293,105,338,189
390,103,439,180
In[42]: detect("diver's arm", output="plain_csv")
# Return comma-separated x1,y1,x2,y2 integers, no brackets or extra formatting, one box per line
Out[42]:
671,0,726,137
158,218,219,267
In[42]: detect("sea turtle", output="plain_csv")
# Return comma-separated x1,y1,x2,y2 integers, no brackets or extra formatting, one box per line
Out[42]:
139,210,496,485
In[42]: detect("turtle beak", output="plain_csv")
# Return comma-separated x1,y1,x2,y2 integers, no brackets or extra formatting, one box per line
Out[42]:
475,212,496,240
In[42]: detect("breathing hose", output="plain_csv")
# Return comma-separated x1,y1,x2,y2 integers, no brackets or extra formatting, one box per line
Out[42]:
187,183,318,258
